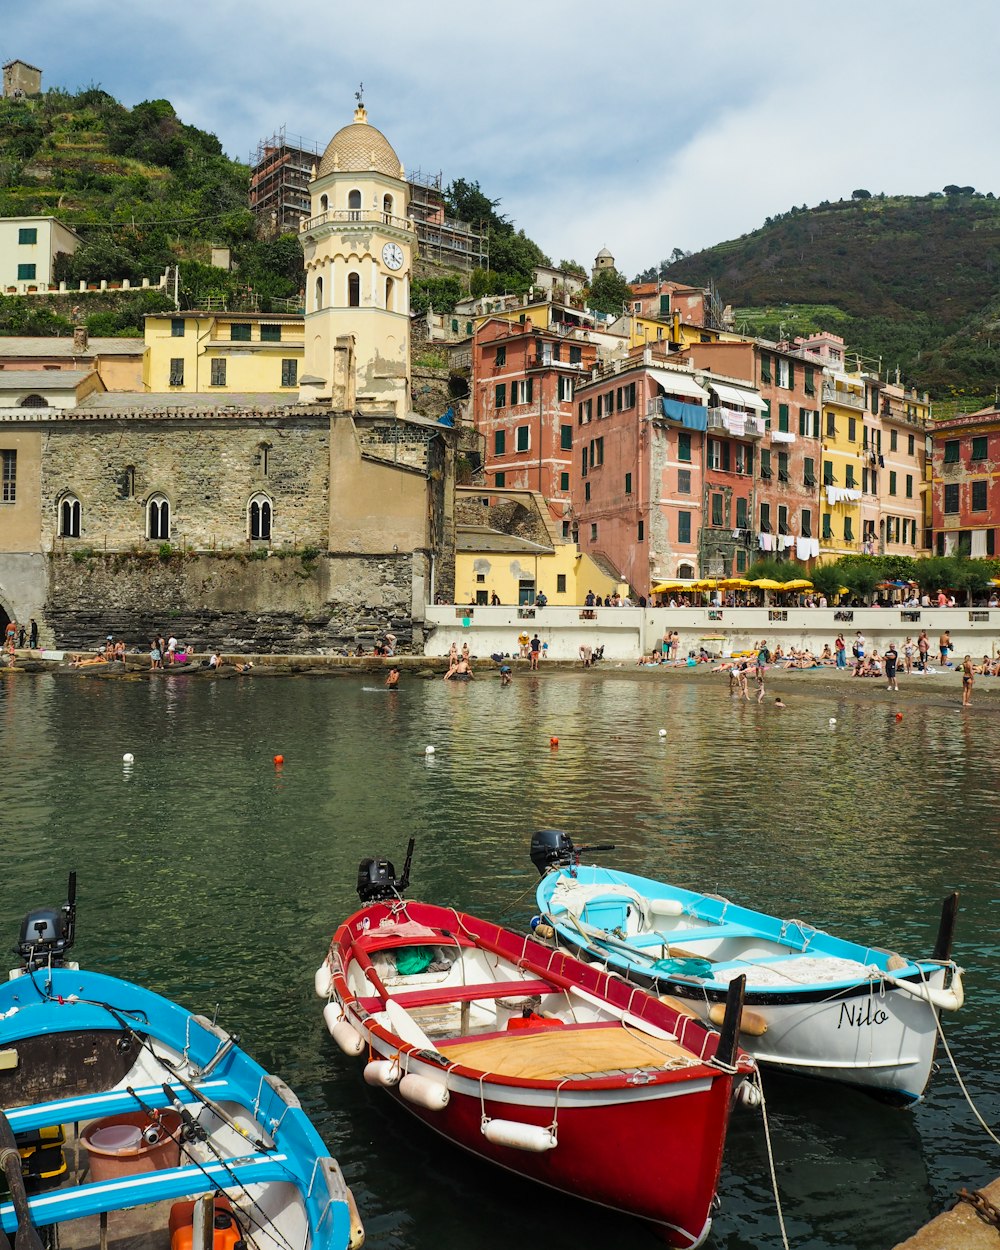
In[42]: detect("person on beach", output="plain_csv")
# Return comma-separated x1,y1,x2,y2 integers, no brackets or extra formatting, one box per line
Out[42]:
884,641,899,692
755,640,770,675
444,657,474,681
149,639,162,670
529,635,541,671
835,633,847,669
662,630,671,661
29,619,38,649
385,667,399,688
756,665,766,704
917,631,930,671
903,637,915,675
447,642,458,667
774,697,786,708
939,631,952,666
499,664,513,686
962,655,974,706
70,652,108,668
579,643,593,667
518,630,531,659
4,620,16,657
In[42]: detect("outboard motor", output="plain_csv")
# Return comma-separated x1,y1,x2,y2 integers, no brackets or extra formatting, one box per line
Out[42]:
357,838,414,904
530,830,617,877
15,872,77,973
530,830,577,875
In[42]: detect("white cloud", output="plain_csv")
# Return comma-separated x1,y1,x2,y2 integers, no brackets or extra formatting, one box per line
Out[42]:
5,0,1000,281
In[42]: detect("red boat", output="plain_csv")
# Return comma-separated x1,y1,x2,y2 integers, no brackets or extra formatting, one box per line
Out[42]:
315,845,755,1247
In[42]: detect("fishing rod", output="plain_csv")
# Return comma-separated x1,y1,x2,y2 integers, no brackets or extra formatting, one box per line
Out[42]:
125,1087,297,1250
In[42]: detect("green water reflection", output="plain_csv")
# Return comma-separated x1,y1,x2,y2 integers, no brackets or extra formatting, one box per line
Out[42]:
1,670,998,1249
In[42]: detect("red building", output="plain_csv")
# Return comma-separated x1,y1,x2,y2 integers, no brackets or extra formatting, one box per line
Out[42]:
472,318,598,508
930,405,1000,557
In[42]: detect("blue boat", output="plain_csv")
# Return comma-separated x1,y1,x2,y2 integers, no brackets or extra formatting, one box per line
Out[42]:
531,832,964,1104
0,875,362,1250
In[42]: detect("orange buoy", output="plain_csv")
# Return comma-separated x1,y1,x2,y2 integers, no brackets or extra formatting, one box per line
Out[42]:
549,737,559,748
273,754,284,766
895,713,903,722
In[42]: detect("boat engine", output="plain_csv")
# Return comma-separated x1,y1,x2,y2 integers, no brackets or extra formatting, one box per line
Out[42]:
529,830,616,876
15,872,77,972
357,839,414,903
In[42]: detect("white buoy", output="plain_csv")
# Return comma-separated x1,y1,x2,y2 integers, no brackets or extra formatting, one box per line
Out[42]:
425,745,435,755
829,717,837,725
331,1019,365,1056
315,963,334,999
364,1058,401,1088
658,729,667,737
482,1119,557,1152
122,753,134,763
399,1073,449,1111
323,1000,345,1034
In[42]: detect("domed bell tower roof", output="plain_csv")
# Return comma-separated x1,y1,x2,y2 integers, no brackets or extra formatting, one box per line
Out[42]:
317,105,404,179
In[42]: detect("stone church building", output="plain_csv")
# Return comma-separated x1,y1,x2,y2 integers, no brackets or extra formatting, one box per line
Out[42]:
0,106,456,652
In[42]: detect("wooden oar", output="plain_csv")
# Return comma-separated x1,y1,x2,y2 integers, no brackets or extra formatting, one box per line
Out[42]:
0,1111,44,1250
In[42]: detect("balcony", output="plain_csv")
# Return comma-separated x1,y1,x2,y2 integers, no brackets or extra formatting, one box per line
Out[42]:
527,354,585,371
706,407,765,439
301,208,414,234
822,381,864,410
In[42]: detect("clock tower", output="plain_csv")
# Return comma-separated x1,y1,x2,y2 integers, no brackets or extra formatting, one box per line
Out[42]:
299,103,415,415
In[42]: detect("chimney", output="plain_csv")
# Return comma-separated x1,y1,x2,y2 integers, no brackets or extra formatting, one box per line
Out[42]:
73,325,88,353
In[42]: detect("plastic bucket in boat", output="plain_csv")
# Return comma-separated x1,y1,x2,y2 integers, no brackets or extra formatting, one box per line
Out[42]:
82,1109,181,1181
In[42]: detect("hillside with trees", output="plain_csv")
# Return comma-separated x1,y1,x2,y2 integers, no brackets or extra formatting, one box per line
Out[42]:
656,191,1000,400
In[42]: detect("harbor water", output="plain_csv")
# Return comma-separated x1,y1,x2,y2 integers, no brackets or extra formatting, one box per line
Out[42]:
2,668,998,1249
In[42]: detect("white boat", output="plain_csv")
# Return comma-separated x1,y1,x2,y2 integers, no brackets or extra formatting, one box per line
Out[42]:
531,831,964,1104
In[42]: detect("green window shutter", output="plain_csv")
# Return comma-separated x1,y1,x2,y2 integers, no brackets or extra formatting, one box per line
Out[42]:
779,404,789,432
788,361,795,389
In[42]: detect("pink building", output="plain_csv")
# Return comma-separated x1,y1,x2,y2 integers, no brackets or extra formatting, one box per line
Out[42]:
570,349,712,595
683,340,822,567
931,404,1000,557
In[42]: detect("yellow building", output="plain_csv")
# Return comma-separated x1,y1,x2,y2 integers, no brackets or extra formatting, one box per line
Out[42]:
621,312,740,352
143,312,304,393
455,487,621,605
819,372,865,559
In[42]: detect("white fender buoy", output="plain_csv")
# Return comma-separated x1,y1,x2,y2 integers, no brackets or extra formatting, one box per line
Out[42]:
829,717,837,725
399,1073,449,1110
658,728,667,737
646,898,685,919
425,745,435,755
735,1080,762,1109
331,1019,365,1056
482,1119,557,1152
364,1058,401,1088
122,752,134,763
315,963,334,999
323,1000,345,1034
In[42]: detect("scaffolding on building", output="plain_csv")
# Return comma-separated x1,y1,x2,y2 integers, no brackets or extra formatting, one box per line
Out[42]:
250,127,322,239
408,168,488,272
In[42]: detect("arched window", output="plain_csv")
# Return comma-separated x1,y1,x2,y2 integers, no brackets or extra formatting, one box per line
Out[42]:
147,494,170,541
348,189,361,219
677,563,695,579
319,193,329,212
59,494,81,538
248,493,272,541
315,275,323,310
382,193,393,221
20,394,46,408
348,272,360,307
385,277,394,311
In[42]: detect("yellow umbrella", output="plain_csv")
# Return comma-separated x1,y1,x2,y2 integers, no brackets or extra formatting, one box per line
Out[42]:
781,579,814,591
652,580,686,593
749,578,782,590
721,578,751,589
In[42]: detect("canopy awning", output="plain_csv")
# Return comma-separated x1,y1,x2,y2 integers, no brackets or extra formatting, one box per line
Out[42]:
707,382,767,411
648,368,709,402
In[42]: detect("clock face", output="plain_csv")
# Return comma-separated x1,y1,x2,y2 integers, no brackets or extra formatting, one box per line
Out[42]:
382,242,404,271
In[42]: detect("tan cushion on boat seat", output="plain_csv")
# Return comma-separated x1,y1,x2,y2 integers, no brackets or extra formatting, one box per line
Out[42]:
435,1022,697,1081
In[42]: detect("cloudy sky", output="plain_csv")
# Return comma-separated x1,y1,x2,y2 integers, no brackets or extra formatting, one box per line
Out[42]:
5,1,999,278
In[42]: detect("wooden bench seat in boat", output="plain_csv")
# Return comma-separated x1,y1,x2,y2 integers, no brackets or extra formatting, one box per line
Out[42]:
435,1021,696,1080
357,978,558,1013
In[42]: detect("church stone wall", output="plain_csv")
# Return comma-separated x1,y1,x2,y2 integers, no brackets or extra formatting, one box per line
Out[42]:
41,418,330,552
45,550,417,653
